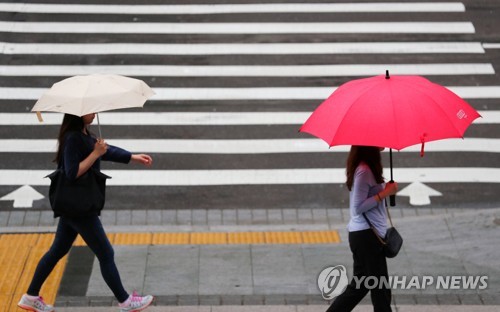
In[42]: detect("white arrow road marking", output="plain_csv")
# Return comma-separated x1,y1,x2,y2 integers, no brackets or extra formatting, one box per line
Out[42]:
0,185,44,208
0,168,499,186
397,181,443,206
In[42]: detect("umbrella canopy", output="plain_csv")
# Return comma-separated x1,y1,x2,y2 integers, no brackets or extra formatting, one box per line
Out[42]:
300,72,481,152
32,74,155,117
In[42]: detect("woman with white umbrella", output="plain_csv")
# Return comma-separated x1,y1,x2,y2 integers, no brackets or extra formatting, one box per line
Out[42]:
18,113,154,312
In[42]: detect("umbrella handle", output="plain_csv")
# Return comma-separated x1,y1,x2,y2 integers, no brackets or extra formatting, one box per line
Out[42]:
96,113,102,138
389,148,396,206
389,181,396,207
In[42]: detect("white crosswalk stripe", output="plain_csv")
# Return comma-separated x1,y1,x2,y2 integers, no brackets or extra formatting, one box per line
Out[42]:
1,168,499,186
3,86,500,100
0,1,498,210
0,21,476,34
0,138,498,154
0,111,498,126
0,42,486,55
0,64,495,77
0,3,467,14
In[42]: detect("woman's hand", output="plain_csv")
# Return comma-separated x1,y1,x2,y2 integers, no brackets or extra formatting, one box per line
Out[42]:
383,182,398,197
76,139,107,178
131,154,153,167
377,182,398,201
93,139,108,157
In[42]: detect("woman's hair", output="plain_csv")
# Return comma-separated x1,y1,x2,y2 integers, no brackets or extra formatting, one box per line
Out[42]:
346,145,384,191
54,114,85,164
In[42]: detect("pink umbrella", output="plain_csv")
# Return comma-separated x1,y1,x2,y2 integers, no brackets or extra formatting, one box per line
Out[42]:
300,71,481,205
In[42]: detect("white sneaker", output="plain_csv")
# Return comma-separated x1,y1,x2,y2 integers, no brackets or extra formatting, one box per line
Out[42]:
118,291,154,312
18,294,55,312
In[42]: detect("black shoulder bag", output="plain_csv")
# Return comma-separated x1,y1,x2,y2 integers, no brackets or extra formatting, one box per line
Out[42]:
362,203,403,258
46,168,111,218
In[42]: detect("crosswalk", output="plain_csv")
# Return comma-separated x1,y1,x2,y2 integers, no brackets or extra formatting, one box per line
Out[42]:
0,0,499,211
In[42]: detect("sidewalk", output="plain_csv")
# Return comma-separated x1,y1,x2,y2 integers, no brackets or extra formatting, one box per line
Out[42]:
52,305,500,312
2,207,499,312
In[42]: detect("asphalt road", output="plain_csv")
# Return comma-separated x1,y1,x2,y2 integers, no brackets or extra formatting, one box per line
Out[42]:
0,0,499,213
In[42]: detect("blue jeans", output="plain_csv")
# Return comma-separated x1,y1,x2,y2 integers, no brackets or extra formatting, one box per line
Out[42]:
27,215,129,303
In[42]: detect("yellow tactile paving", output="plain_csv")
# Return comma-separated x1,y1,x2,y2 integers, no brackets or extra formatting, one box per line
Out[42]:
0,234,67,312
112,232,153,245
152,232,190,245
0,229,339,311
68,230,340,246
228,231,266,244
190,232,228,244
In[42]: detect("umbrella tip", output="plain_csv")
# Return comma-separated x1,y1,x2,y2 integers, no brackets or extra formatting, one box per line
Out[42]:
385,70,390,79
35,111,44,123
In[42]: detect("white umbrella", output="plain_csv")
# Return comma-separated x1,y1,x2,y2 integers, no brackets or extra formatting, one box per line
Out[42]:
32,74,155,137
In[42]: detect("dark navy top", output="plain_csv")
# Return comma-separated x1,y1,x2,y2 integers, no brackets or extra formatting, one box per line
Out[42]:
60,131,132,181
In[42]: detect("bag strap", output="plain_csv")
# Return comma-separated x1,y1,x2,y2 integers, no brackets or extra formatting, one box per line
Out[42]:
362,198,392,245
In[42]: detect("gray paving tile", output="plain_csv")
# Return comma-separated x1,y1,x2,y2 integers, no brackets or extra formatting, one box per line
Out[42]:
23,211,41,226
177,295,199,306
267,209,284,224
116,209,132,225
282,209,298,224
213,306,295,312
297,305,330,312
220,295,243,305
251,209,268,224
263,295,286,305
297,209,313,224
7,210,25,226
192,209,208,226
222,209,237,225
401,207,417,218
207,209,222,226
302,245,352,295
311,209,327,224
131,210,147,225
39,210,56,226
86,246,148,297
199,245,252,295
162,209,176,225
0,211,9,226
199,295,221,306
237,209,252,225
436,294,461,305
242,295,265,305
100,210,116,226
146,210,162,226
416,208,432,217
177,210,192,225
143,245,199,296
326,208,342,224
252,245,308,295
459,293,483,305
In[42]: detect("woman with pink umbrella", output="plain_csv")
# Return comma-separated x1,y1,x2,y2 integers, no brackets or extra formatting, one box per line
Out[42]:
326,146,397,311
